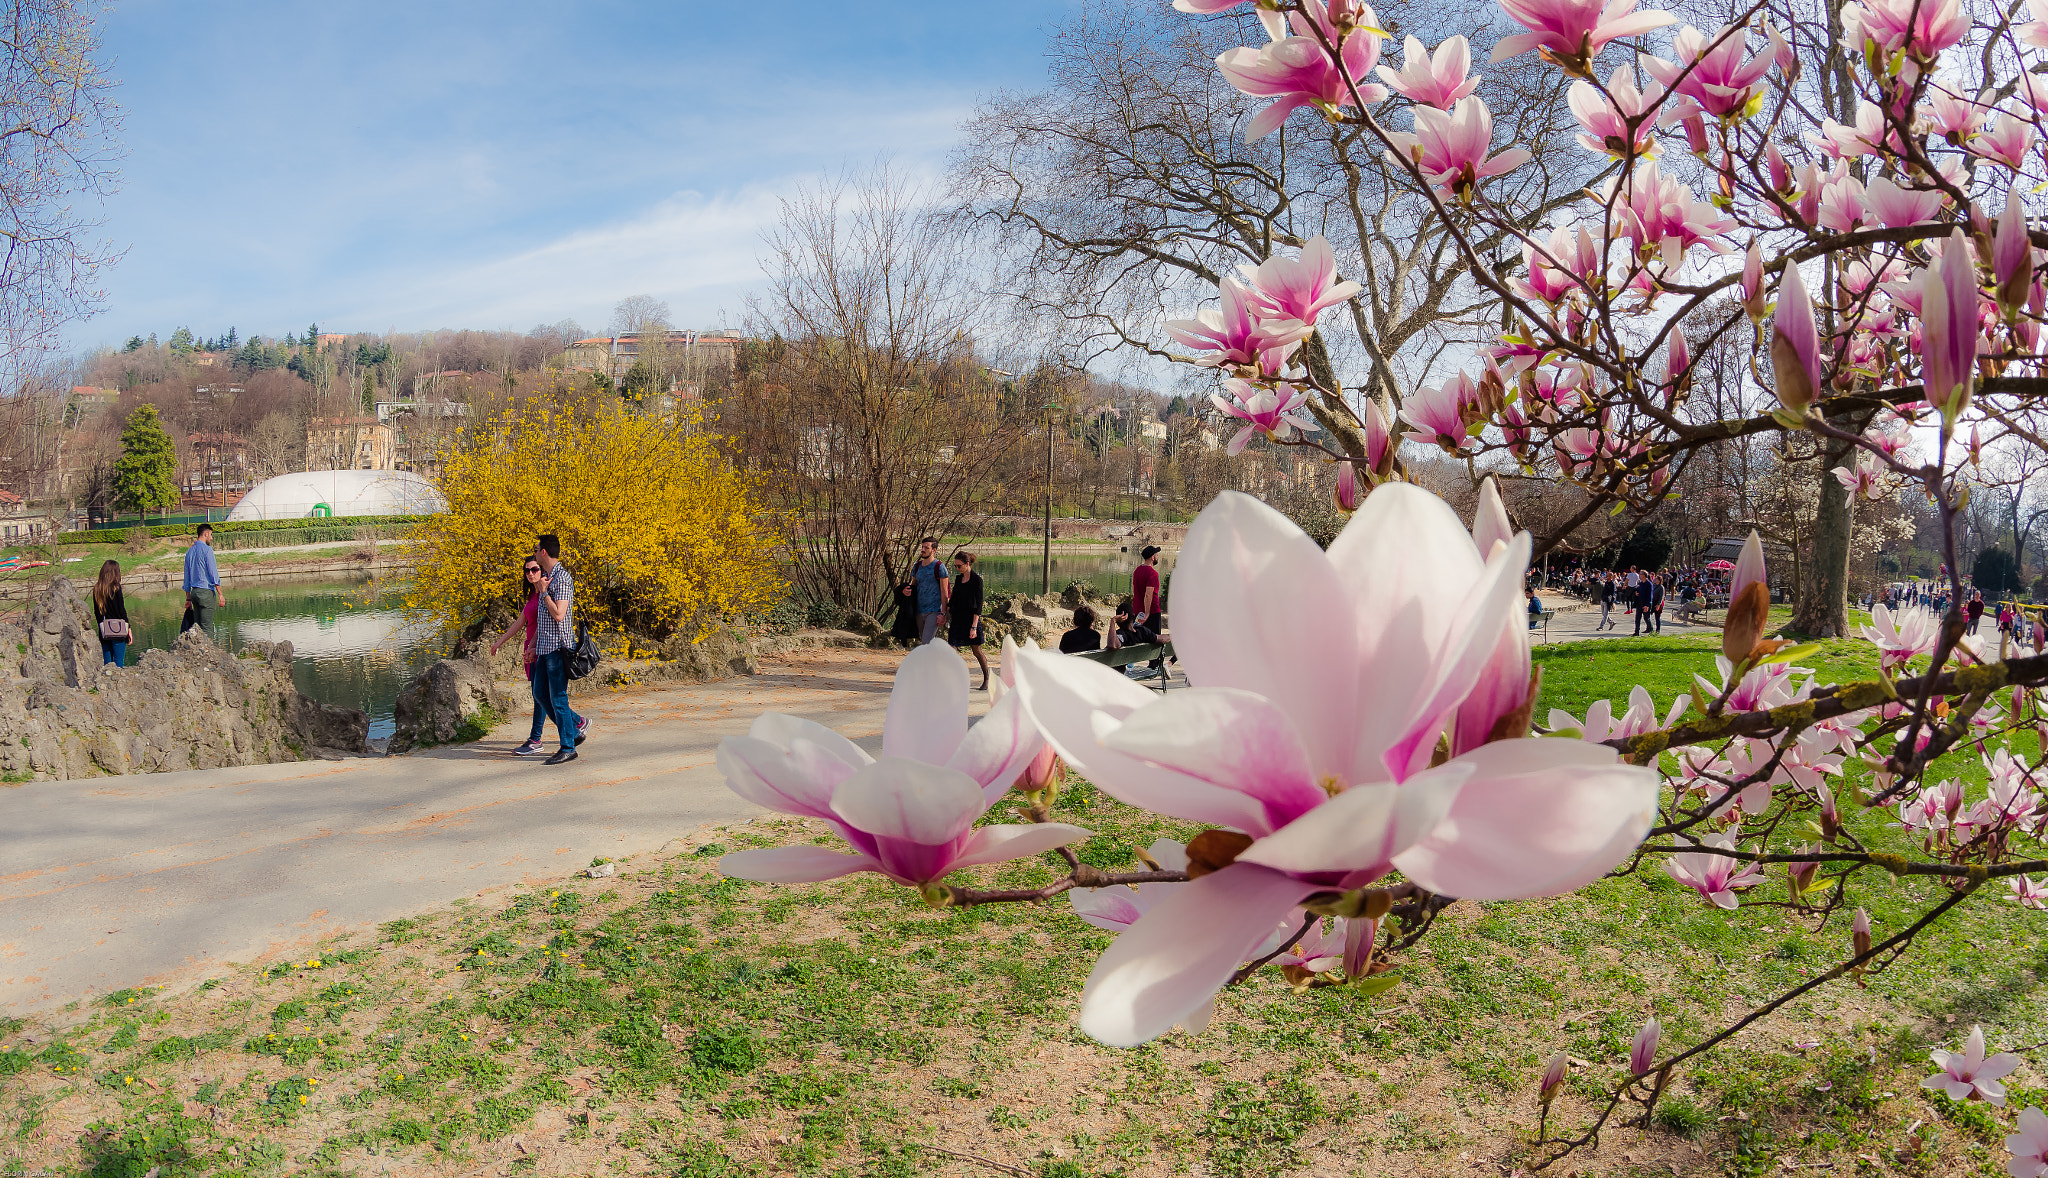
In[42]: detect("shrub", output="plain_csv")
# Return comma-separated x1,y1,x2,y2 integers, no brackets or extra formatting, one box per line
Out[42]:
404,401,785,641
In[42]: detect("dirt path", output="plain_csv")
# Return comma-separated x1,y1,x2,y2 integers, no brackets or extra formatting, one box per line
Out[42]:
0,647,949,1012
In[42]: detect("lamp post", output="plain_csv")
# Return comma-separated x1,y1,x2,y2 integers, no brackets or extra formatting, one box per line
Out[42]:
1042,401,1057,594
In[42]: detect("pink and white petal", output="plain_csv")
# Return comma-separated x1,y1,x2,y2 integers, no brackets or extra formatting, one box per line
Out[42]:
1384,531,1533,780
948,689,1048,803
750,711,873,769
1070,887,1148,931
1146,838,1191,874
1013,644,1281,834
1391,737,1658,900
830,757,987,847
951,822,1095,870
1168,492,1362,781
1236,762,1473,879
1100,688,1328,832
883,642,969,765
1078,862,1319,1047
1977,1055,2022,1081
715,735,849,821
1181,997,1216,1035
1325,483,1487,780
720,845,879,883
1472,476,1514,558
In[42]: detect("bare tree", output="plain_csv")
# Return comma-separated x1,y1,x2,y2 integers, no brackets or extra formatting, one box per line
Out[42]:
0,0,122,378
948,0,1588,457
609,295,671,336
729,165,1024,615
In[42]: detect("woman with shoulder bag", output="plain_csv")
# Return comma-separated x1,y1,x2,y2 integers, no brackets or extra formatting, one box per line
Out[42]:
93,560,132,667
490,557,555,758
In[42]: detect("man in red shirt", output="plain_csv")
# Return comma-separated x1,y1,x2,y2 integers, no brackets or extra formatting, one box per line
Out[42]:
1129,546,1166,680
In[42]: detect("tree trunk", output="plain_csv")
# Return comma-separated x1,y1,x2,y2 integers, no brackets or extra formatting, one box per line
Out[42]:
1794,422,1858,637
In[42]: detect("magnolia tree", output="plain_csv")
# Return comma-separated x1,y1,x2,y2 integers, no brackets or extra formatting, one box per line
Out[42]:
713,0,2048,1168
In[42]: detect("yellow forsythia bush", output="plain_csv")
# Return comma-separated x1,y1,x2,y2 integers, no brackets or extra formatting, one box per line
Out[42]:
404,400,786,640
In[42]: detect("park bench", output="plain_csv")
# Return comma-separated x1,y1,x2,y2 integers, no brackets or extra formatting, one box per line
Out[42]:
1073,641,1178,691
1529,609,1557,642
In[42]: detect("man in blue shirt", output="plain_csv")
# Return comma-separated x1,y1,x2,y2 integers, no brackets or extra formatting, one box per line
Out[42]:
533,533,587,765
911,536,949,647
182,524,225,634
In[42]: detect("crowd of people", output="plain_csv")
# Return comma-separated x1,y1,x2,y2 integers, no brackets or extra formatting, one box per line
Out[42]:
888,541,1172,685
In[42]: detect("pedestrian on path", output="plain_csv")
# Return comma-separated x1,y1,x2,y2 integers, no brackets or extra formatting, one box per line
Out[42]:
948,550,989,690
912,536,949,647
1632,575,1655,636
182,524,225,635
533,534,588,765
1650,573,1666,634
491,557,559,757
888,573,919,647
92,559,131,667
1599,574,1617,630
1968,591,1985,633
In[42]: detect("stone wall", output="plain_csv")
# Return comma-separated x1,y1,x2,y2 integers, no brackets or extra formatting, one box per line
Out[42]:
0,578,369,782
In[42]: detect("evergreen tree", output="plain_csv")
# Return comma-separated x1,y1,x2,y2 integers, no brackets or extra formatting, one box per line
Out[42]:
361,372,375,409
121,335,143,352
113,405,179,517
168,326,194,353
306,323,320,348
224,326,237,349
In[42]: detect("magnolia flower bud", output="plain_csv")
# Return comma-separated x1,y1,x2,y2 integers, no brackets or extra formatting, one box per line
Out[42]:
1787,856,1820,901
1723,531,1771,663
1771,264,1822,416
1767,143,1791,194
1540,1051,1568,1105
1334,460,1364,512
1682,113,1708,154
1851,908,1872,986
1817,781,1841,841
1740,240,1769,321
1630,1017,1661,1076
1992,186,2033,319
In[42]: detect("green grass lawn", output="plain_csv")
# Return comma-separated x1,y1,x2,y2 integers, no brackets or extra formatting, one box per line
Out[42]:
3,630,2043,1177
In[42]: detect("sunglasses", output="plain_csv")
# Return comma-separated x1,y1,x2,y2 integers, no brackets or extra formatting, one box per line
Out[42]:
524,567,541,575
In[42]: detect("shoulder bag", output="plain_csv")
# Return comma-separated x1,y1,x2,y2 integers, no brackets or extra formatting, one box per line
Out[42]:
566,624,602,681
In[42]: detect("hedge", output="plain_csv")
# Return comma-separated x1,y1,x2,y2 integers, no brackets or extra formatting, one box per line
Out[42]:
58,514,434,544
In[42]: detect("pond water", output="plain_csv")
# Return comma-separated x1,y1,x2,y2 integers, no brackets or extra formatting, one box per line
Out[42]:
120,577,447,740
972,550,1178,599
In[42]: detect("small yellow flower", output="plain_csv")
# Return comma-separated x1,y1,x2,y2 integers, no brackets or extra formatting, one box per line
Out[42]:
461,1034,469,1041
299,1095,308,1104
123,1076,133,1084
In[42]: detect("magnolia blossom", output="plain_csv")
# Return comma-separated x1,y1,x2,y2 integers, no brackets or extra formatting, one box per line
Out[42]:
1630,1017,1661,1074
1166,277,1312,370
1012,486,1658,1045
1844,0,1966,58
1664,831,1767,908
1549,684,1685,743
1569,70,1664,157
1810,103,1894,160
1864,177,1945,228
1212,381,1321,454
1924,1026,2020,1105
1385,96,1533,198
1926,88,1986,140
1974,111,2040,169
1832,457,1885,500
1860,603,1938,670
1644,23,1779,118
715,641,1085,887
2010,1106,2048,1178
1492,0,1676,72
1403,372,1476,450
1216,1,1390,142
1241,235,1363,324
1377,35,1480,108
2011,876,2048,910
1817,173,1867,233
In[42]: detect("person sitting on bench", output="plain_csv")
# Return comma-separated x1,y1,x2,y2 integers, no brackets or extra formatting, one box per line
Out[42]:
1059,604,1103,654
1527,586,1544,630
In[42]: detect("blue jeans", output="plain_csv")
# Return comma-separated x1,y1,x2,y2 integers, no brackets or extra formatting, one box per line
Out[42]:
101,641,126,666
527,661,551,741
538,649,580,751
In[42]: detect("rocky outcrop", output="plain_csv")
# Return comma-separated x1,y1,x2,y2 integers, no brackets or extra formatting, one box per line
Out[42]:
0,578,370,782
388,656,509,754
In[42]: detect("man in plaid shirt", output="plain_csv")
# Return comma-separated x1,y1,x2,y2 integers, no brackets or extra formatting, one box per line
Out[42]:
533,534,587,765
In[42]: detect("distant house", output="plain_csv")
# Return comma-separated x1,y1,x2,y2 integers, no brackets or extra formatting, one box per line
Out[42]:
185,431,250,493
65,387,116,427
411,370,473,398
562,330,744,383
0,490,59,543
316,333,350,351
306,416,396,471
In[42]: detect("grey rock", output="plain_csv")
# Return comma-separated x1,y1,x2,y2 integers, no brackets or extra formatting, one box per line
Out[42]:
389,656,507,754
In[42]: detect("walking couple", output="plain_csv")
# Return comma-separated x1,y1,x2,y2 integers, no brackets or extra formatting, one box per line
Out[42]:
898,536,991,690
489,534,590,765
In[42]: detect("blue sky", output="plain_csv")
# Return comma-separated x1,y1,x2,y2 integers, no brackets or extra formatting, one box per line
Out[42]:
79,0,1075,351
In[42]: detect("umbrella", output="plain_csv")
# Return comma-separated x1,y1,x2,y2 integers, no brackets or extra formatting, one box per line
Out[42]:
1705,559,1735,571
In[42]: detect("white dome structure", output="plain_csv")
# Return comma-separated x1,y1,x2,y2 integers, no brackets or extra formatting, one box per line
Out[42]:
227,470,446,521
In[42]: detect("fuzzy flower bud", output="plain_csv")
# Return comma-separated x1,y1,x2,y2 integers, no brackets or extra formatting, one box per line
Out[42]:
1630,1017,1661,1076
1540,1051,1568,1105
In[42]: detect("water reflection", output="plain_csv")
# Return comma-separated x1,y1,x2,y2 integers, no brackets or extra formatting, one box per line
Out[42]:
972,550,1177,599
122,576,447,740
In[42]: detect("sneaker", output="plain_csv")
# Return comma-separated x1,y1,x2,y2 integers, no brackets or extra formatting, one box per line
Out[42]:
513,740,547,756
544,747,578,766
575,717,590,746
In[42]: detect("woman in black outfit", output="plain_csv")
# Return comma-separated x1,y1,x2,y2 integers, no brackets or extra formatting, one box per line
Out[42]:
947,550,988,689
888,575,920,648
92,559,131,666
